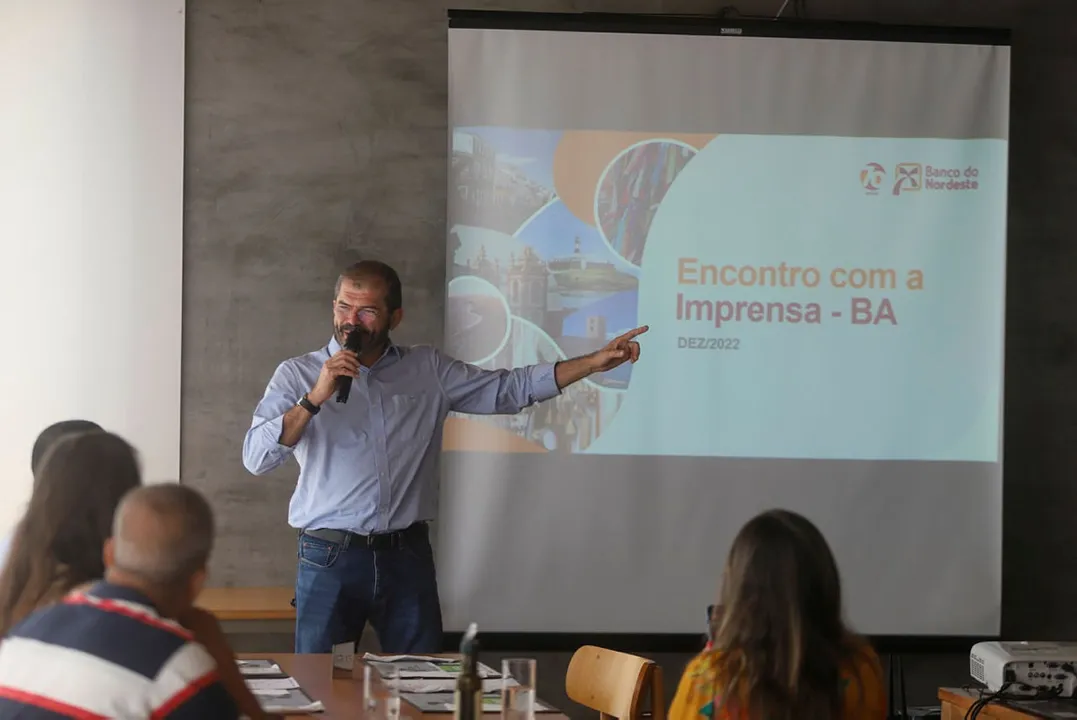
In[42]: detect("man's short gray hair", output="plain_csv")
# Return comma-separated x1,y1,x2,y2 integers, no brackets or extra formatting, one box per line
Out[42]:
111,484,215,588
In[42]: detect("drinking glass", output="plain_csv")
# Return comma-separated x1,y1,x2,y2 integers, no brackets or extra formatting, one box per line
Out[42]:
363,664,401,720
500,658,537,720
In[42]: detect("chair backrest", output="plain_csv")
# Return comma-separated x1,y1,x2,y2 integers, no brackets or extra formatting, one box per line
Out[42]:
565,645,665,720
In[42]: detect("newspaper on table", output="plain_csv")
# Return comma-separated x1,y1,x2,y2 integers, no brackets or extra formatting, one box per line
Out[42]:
243,674,325,714
362,653,500,679
236,659,286,677
396,677,510,694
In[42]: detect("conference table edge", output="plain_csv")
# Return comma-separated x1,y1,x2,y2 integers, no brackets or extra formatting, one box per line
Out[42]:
238,653,570,720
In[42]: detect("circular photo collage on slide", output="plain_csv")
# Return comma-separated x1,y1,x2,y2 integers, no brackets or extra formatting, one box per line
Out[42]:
445,275,512,365
595,140,697,266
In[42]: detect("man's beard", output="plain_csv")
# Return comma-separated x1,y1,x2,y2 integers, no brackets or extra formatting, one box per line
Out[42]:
337,324,388,352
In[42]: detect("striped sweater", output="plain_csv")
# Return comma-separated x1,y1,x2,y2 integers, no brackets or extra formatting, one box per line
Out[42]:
0,581,238,719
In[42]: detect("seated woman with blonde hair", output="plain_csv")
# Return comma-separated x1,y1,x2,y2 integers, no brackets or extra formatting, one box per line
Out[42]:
670,509,886,720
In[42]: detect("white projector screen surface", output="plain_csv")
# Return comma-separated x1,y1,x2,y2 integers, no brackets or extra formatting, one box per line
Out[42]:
441,18,1009,636
0,0,185,532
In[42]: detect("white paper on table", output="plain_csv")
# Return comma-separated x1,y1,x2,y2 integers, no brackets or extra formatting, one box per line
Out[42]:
236,662,284,677
363,653,450,663
364,655,501,679
367,660,449,677
246,678,300,692
396,677,513,694
475,663,500,679
262,700,326,714
250,689,289,698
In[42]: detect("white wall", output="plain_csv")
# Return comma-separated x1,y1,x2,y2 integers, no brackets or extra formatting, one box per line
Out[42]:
0,1,186,531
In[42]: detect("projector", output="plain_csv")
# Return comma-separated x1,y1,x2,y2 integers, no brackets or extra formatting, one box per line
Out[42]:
970,642,1077,697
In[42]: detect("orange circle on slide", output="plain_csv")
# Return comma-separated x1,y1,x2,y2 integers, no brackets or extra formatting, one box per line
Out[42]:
441,416,547,453
553,131,717,226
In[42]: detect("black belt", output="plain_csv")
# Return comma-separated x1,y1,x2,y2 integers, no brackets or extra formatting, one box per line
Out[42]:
301,522,426,551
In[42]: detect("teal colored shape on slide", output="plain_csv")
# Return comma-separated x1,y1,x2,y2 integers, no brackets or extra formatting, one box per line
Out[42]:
586,134,1007,462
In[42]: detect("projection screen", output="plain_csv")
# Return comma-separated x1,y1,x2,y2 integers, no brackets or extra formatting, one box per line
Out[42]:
441,12,1010,637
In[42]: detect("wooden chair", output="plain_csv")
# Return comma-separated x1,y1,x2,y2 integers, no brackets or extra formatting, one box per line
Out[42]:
565,645,666,720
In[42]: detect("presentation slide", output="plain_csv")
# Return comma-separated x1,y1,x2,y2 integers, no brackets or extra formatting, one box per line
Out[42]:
445,129,1005,463
440,16,1009,637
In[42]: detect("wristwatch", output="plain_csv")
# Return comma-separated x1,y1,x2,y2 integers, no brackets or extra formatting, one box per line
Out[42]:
297,394,321,416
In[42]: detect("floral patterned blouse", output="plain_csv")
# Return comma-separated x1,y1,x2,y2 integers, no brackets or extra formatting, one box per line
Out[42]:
669,645,887,719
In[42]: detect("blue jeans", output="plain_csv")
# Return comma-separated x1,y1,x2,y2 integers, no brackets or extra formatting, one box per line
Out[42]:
293,525,443,653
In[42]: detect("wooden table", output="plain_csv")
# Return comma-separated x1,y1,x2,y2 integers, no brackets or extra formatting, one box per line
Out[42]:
938,688,1038,718
242,654,569,720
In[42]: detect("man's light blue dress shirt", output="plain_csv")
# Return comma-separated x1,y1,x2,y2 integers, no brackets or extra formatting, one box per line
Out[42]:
242,336,560,534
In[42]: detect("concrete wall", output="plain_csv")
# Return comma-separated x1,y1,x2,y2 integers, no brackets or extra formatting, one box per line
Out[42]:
185,0,1077,709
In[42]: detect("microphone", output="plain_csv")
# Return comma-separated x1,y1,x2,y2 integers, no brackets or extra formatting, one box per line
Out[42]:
336,329,364,404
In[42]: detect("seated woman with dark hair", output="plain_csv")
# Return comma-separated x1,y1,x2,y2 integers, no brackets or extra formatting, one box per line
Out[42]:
0,427,130,629
0,419,103,567
30,419,104,475
670,509,886,720
0,431,268,720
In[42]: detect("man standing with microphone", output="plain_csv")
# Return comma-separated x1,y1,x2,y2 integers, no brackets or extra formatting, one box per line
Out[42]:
242,260,646,653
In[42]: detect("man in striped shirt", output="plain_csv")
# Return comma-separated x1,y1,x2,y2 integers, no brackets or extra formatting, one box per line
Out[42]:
0,484,240,718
